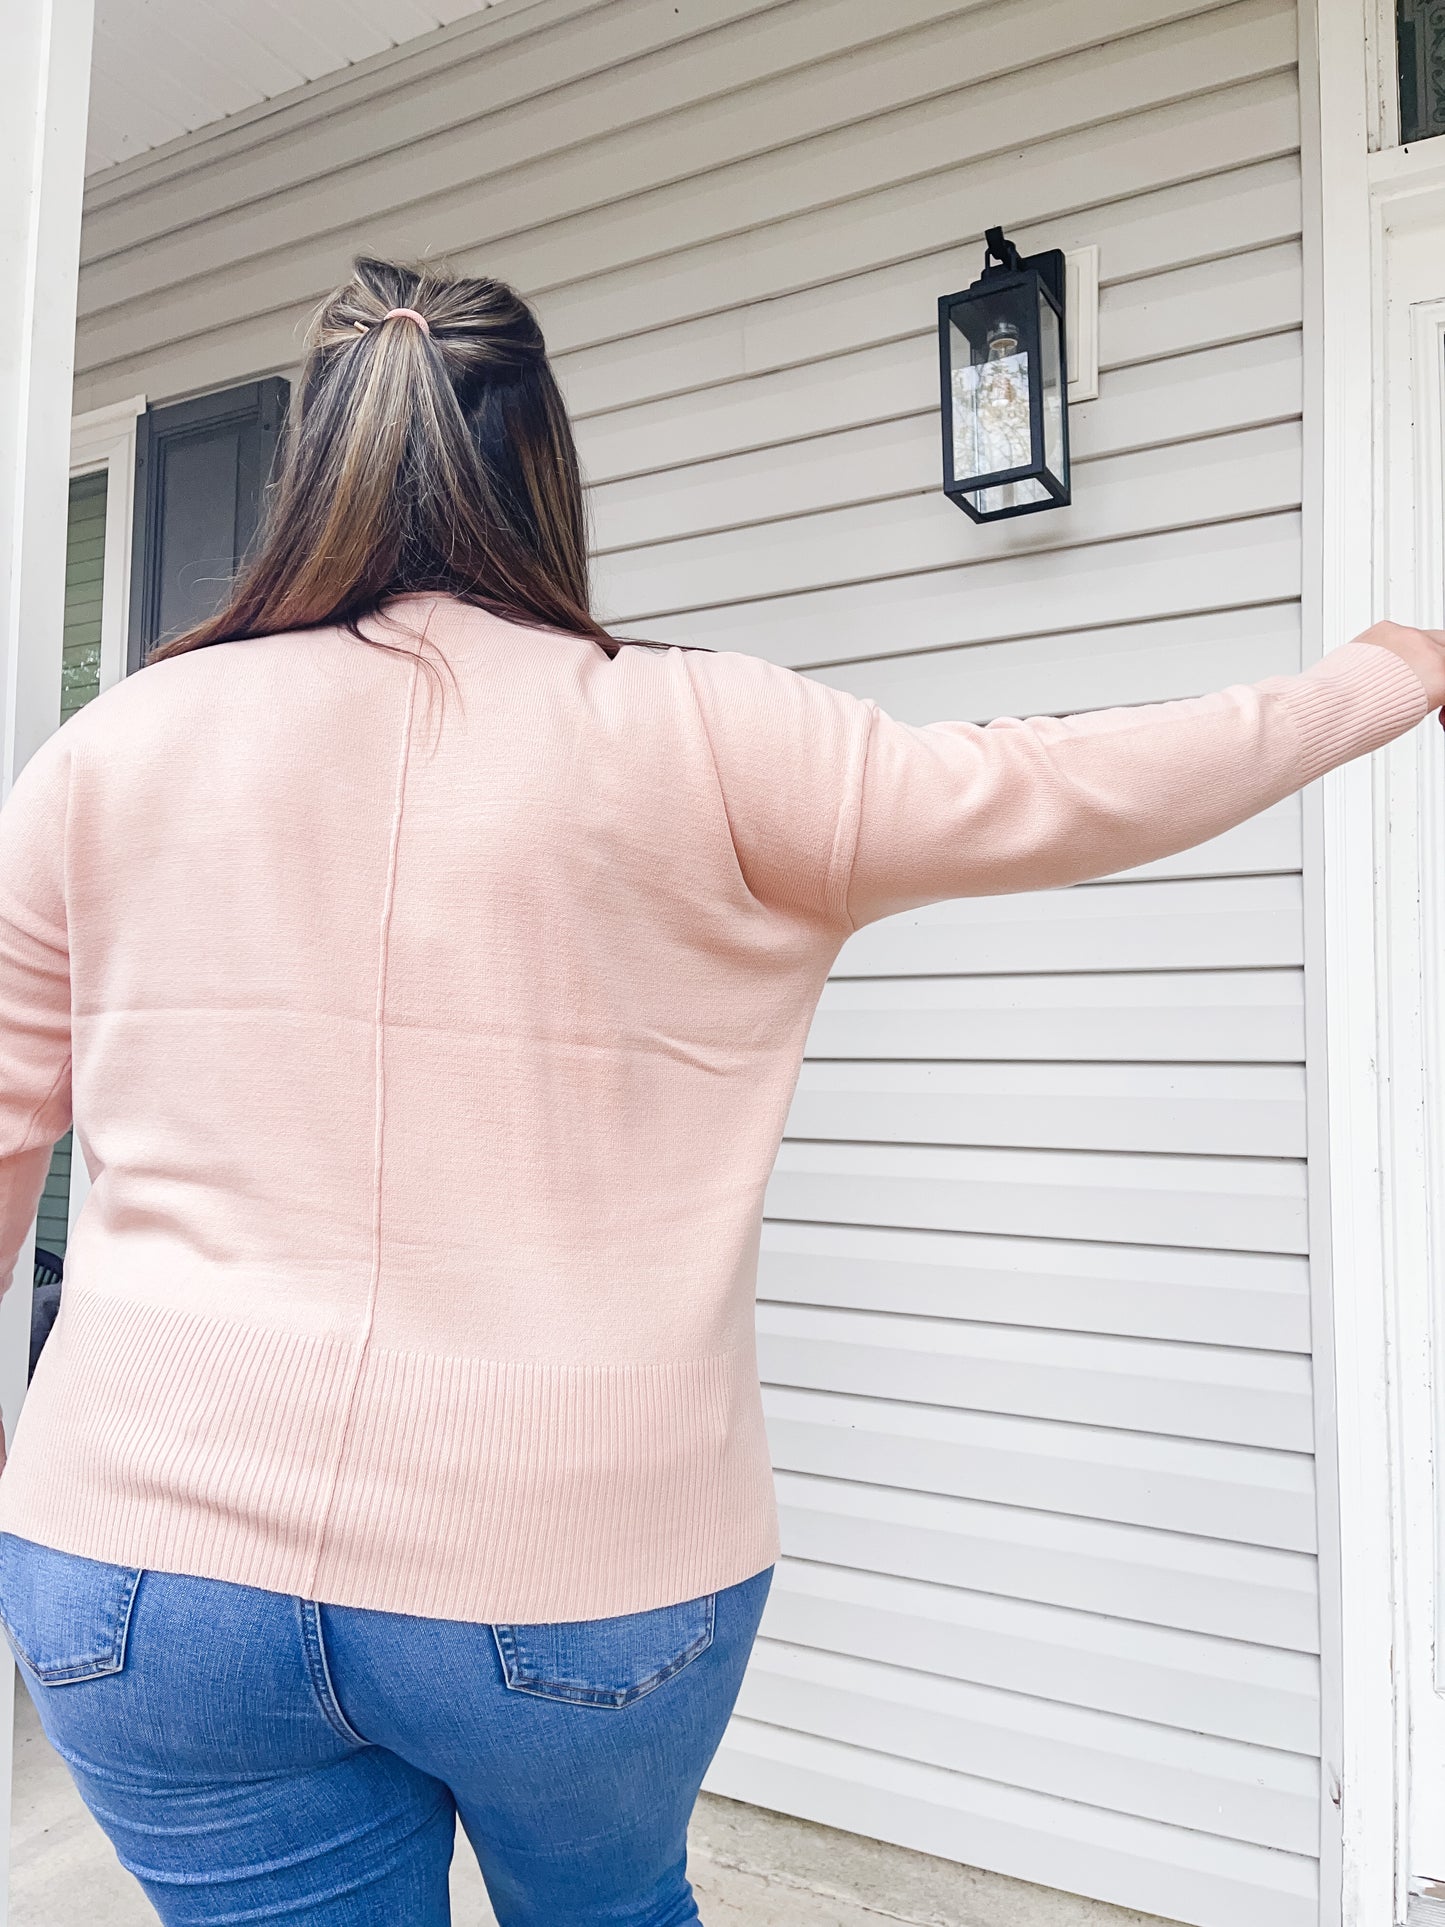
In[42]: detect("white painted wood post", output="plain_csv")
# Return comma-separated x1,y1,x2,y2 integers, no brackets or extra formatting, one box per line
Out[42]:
1300,1,1412,1920
0,0,95,1918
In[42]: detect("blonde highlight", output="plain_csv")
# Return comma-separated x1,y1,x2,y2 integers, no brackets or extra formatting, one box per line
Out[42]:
150,257,626,667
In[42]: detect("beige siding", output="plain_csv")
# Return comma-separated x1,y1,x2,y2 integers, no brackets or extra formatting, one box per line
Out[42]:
75,2,1316,1923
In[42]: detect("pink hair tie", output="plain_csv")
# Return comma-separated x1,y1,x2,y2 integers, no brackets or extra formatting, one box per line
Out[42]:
381,307,430,335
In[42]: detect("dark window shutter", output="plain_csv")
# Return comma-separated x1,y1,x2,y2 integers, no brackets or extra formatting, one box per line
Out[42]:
128,377,288,671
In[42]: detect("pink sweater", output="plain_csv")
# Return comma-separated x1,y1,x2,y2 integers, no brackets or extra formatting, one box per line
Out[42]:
0,595,1426,1620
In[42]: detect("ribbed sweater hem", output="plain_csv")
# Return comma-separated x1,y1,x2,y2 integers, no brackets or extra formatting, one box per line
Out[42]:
0,1290,780,1622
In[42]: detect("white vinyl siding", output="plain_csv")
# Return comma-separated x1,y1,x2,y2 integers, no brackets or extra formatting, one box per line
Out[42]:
73,3,1313,1923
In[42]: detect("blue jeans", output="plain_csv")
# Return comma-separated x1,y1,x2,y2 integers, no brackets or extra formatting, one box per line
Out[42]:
0,1532,772,1925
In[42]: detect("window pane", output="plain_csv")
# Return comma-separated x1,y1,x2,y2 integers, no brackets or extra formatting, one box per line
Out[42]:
947,282,1036,487
62,470,106,721
1038,289,1066,482
1398,0,1445,144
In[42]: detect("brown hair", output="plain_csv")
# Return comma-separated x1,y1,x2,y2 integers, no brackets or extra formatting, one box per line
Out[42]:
151,257,624,665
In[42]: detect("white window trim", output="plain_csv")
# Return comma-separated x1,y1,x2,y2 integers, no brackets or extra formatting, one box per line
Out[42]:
1367,0,1401,152
69,395,143,699
60,397,142,1243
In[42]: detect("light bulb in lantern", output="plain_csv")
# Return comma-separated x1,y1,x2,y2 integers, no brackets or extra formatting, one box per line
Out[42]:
951,319,1032,517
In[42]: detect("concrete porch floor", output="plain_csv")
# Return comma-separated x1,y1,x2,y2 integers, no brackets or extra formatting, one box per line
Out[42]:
8,1676,1172,1926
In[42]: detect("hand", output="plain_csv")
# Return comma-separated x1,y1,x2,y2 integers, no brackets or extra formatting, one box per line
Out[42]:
1354,621,1445,714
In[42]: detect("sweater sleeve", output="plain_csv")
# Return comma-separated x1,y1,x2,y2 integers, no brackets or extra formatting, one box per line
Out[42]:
0,730,73,1316
844,641,1429,925
685,641,1430,931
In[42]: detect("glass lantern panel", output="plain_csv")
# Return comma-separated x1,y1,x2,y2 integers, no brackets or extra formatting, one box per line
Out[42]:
963,476,1052,517
948,281,1035,486
1037,287,1065,483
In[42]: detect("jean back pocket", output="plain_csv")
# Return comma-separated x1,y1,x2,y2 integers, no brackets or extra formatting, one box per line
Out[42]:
0,1533,141,1686
493,1590,715,1708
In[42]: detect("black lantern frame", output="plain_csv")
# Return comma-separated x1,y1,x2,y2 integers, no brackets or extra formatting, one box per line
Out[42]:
938,227,1071,523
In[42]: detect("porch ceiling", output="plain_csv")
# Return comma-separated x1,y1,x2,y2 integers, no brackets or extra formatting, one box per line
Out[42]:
86,0,507,176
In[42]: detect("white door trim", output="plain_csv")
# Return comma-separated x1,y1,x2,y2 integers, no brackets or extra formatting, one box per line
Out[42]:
1299,5,1396,1922
1305,1,1445,1918
1369,153,1445,1913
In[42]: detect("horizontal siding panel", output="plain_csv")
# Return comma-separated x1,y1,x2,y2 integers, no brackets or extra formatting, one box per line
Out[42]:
83,0,969,287
519,2,1296,333
75,76,1304,412
640,512,1301,666
764,1559,1319,1751
758,1222,1311,1350
84,0,1228,304
595,420,1300,620
765,1387,1316,1549
539,5,1294,352
566,160,1301,442
76,0,1296,379
81,0,783,233
1104,241,1301,371
804,968,1304,1063
766,1141,1306,1253
776,1472,1320,1649
739,1640,1317,1851
566,137,1299,421
785,1060,1305,1157
813,604,1301,724
757,1303,1312,1448
588,334,1302,544
1071,328,1303,453
707,1721,1316,1927
1118,809,1300,880
835,875,1302,976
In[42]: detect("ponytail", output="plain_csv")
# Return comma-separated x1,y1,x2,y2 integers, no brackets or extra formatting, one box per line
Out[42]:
150,257,618,664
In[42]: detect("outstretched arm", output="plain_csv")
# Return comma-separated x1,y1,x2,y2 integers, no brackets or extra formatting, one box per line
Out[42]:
841,626,1439,927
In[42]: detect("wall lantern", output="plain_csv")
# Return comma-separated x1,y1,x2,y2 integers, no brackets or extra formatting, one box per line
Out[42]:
939,226,1070,522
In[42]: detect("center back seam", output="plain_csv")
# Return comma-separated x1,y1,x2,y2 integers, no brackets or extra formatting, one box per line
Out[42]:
298,647,423,1598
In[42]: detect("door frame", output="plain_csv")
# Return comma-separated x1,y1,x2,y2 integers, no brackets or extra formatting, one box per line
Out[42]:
1304,3,1445,1920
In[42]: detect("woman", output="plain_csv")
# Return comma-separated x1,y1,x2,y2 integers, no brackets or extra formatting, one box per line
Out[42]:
0,256,1436,1927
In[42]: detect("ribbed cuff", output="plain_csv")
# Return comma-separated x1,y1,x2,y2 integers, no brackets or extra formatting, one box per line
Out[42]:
1276,642,1431,786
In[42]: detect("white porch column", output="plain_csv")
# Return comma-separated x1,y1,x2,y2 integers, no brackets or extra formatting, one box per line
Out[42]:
0,0,95,1916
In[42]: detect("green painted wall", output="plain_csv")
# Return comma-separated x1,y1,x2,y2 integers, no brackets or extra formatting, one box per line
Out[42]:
36,470,108,1261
